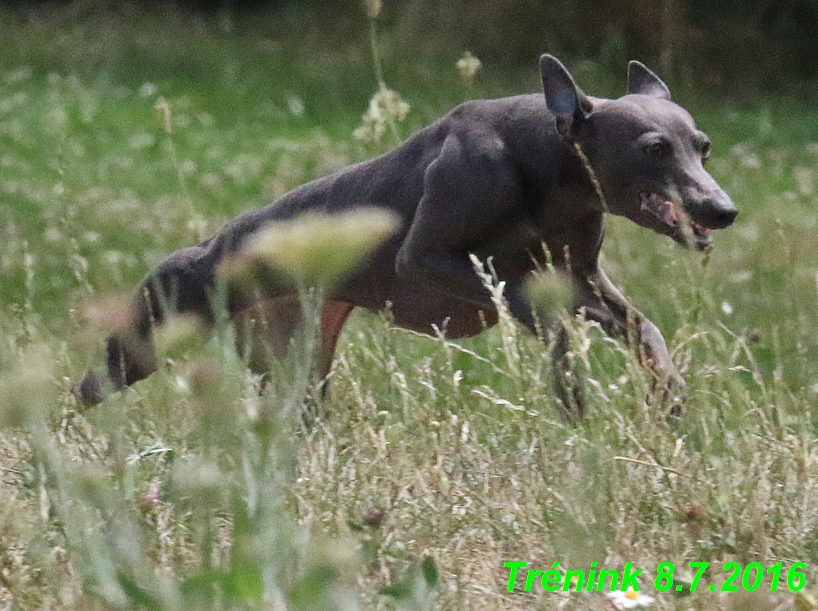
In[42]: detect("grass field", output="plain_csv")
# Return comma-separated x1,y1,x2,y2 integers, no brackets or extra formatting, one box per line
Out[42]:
2,6,818,611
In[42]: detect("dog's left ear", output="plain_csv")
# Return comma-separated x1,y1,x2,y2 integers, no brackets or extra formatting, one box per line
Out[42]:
540,54,593,140
627,61,671,100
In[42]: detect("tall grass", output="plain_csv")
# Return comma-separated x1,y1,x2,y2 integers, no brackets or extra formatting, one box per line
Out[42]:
1,5,818,611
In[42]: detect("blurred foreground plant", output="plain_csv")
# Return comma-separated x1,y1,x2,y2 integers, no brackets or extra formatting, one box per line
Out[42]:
218,208,399,289
0,208,415,610
456,52,482,84
62,353,363,610
354,0,411,145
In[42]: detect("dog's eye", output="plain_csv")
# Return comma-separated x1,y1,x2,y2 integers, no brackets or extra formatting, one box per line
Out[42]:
701,141,711,162
646,141,671,159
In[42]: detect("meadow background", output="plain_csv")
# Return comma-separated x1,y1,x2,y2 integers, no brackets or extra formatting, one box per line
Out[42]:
2,1,818,610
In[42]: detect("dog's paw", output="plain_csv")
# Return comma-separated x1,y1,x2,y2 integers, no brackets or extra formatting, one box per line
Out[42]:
71,369,105,408
649,371,686,418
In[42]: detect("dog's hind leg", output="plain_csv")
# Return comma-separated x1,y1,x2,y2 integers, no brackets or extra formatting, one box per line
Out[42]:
231,298,353,390
317,301,355,394
74,247,216,406
232,296,305,377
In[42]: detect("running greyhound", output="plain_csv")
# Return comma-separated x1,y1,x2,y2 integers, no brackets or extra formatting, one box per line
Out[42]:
75,55,737,417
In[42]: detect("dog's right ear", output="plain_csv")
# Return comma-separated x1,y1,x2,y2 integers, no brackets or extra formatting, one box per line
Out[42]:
539,54,592,140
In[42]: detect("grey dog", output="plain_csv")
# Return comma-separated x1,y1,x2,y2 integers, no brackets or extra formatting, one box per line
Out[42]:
75,55,737,417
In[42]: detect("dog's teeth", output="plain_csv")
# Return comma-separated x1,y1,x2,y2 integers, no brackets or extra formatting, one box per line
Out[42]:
662,201,679,224
691,221,710,236
639,193,650,211
639,192,650,209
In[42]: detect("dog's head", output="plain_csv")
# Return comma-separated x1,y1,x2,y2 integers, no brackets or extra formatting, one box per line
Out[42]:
540,55,737,249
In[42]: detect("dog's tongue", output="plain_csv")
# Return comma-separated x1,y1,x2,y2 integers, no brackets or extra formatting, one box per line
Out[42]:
640,192,680,226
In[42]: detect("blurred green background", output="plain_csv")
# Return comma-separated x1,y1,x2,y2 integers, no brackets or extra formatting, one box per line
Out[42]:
5,0,818,90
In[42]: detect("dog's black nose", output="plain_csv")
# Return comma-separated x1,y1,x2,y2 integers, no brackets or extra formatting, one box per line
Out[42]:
691,199,738,229
713,203,738,228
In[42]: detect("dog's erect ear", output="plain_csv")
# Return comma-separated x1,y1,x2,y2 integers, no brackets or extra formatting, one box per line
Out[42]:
627,60,671,100
539,54,592,140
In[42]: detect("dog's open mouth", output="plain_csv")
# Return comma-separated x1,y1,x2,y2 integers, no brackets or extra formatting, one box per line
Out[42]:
639,192,711,250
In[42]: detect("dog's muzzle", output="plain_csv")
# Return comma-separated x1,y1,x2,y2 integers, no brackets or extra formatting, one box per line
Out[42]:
639,191,724,250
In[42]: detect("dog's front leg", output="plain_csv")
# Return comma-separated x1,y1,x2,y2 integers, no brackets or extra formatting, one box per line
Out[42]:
550,267,684,418
577,267,685,393
551,322,587,420
395,133,537,329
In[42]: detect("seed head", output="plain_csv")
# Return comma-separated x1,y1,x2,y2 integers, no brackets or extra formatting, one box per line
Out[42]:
364,0,382,19
525,271,572,318
219,208,400,287
154,98,173,134
457,51,482,83
354,87,410,145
